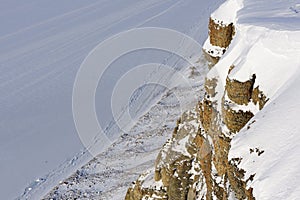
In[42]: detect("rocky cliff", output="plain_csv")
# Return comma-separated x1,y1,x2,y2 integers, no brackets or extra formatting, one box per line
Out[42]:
125,6,269,200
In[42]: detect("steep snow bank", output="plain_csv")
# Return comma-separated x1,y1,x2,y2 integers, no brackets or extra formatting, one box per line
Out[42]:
230,70,300,199
211,0,243,25
208,0,300,199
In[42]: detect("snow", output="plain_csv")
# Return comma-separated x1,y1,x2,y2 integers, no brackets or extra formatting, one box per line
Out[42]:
2,0,299,199
207,0,300,99
228,29,300,98
0,1,226,199
208,0,300,199
203,39,226,57
229,75,300,199
211,0,243,25
40,59,208,200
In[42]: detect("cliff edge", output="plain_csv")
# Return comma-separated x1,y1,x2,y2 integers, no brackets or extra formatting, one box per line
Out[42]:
126,0,300,199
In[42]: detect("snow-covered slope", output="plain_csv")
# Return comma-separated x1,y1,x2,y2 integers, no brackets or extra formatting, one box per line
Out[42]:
42,62,208,200
206,0,300,199
3,0,299,199
0,0,225,199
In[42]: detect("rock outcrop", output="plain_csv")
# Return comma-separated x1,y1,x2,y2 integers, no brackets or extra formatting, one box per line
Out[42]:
203,18,235,68
209,18,235,49
126,15,268,200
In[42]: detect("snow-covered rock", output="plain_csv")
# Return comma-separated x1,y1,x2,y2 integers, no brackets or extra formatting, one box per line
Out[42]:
127,0,300,199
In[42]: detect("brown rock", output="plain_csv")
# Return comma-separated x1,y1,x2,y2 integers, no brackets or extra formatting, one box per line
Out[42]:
252,86,268,110
203,18,235,68
225,74,256,105
199,100,213,132
223,107,254,133
209,18,235,48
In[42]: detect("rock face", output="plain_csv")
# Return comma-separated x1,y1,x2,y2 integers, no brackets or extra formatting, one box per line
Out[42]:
203,18,235,68
225,74,256,106
223,108,254,133
209,18,235,48
125,17,268,200
126,109,201,200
